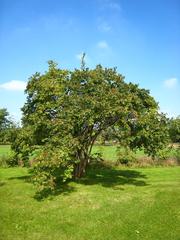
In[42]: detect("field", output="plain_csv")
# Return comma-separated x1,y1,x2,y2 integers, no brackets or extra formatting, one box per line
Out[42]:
0,145,180,240
92,145,145,161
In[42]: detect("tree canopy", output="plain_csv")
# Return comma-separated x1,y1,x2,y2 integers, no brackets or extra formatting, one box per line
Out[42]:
12,61,169,193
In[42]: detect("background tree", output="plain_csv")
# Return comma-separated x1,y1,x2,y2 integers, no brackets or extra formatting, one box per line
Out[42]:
0,108,10,128
0,108,16,144
13,61,169,193
168,117,180,143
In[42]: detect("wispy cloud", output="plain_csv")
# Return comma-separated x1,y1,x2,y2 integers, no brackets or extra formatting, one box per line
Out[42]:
108,1,121,10
98,21,112,32
99,0,121,11
163,78,178,89
97,40,109,49
0,80,27,91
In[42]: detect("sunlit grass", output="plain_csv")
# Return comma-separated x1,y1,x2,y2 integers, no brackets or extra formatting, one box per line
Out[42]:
0,145,11,156
0,166,180,240
92,145,146,162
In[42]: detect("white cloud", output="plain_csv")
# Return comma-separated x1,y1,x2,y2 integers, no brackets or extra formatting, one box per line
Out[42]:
164,78,178,89
0,80,27,91
97,40,109,49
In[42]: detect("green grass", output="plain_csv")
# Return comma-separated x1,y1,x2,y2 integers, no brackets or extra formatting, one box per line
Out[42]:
0,166,180,240
92,145,118,161
92,145,180,164
0,145,12,167
92,145,146,162
0,145,11,156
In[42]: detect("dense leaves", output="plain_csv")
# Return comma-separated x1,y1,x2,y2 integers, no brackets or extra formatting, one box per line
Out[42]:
168,117,180,143
13,61,169,193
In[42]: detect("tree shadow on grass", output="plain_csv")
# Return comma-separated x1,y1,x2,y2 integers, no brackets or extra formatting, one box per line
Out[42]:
76,163,148,189
34,182,76,201
0,181,6,187
7,163,148,200
8,175,31,181
7,173,76,201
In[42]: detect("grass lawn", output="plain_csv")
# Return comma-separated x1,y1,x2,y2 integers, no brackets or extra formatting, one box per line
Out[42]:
0,145,12,167
92,144,179,163
92,145,118,161
0,166,180,240
0,145,11,156
92,145,147,162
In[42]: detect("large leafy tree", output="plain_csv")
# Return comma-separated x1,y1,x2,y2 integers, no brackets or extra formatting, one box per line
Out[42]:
16,61,168,192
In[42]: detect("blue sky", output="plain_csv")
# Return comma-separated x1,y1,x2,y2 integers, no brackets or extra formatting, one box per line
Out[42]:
0,0,179,122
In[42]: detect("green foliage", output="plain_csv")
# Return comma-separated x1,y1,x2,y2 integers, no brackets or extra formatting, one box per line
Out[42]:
0,108,9,128
14,61,169,193
32,146,74,193
153,141,180,164
130,112,169,157
99,113,169,158
11,127,34,166
97,126,117,144
173,148,180,164
116,147,136,165
0,108,17,144
89,152,104,165
155,146,173,160
168,116,180,143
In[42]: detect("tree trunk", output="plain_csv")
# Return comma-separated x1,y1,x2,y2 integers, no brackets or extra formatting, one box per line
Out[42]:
73,150,88,178
73,133,100,178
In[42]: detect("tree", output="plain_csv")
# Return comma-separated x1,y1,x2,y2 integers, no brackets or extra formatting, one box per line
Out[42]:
0,108,16,144
0,108,9,129
168,117,180,143
14,61,169,192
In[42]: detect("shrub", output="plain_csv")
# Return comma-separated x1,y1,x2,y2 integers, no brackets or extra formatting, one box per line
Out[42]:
116,147,136,166
156,147,173,160
90,152,103,163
